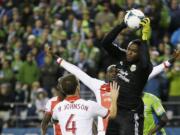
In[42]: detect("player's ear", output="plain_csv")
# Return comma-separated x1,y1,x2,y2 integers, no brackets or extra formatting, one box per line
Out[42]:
75,86,80,96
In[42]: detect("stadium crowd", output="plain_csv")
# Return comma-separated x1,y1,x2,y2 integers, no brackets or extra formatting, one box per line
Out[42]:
0,0,180,128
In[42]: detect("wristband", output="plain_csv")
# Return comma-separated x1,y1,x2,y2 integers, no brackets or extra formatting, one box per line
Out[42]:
56,58,63,65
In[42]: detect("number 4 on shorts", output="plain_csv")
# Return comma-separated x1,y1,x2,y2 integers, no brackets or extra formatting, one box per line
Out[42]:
66,114,76,134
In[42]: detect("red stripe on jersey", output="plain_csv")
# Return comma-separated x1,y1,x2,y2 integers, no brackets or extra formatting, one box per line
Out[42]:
51,96,62,135
65,96,80,103
100,83,111,131
101,83,111,92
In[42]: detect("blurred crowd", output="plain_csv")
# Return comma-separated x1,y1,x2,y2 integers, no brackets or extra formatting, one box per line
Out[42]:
0,0,180,128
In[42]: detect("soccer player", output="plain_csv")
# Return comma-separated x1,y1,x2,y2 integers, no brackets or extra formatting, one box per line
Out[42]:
52,74,119,135
56,53,177,135
101,17,153,135
143,92,168,135
41,87,65,135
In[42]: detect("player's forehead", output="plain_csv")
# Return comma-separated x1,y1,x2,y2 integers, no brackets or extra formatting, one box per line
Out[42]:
128,43,139,50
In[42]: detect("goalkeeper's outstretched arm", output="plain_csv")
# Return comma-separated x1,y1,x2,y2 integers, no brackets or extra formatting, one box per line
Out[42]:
101,22,127,60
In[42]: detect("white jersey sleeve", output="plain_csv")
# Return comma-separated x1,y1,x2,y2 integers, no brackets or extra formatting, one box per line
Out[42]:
61,60,104,96
44,99,51,114
148,61,171,80
88,100,109,118
52,105,58,121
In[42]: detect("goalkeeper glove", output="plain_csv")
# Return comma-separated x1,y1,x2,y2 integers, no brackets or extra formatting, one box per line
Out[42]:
140,18,151,40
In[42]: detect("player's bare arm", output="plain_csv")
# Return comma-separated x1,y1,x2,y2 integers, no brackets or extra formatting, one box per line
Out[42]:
41,113,52,135
148,113,168,135
56,57,104,94
109,81,119,119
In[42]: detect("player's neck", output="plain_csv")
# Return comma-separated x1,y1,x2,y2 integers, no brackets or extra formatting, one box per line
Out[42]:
66,90,79,98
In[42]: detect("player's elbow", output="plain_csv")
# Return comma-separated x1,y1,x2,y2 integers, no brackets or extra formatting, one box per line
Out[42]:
159,114,169,127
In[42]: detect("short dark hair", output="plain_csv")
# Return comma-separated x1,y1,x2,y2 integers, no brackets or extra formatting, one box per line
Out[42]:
57,74,78,95
128,39,141,47
106,64,116,72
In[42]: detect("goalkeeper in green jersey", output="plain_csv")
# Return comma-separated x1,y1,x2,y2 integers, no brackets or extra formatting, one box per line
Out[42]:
143,92,168,135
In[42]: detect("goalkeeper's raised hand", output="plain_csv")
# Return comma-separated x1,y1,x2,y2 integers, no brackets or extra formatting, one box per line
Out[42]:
140,18,151,41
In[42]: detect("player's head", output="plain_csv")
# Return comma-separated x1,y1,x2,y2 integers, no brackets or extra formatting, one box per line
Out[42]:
57,74,80,96
106,64,117,82
56,77,66,99
126,39,141,62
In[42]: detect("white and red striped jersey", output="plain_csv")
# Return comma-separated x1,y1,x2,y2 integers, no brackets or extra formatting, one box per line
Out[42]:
60,60,170,135
45,96,62,135
52,96,109,135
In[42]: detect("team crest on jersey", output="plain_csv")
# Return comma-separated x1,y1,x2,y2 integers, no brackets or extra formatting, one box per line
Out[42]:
130,64,136,72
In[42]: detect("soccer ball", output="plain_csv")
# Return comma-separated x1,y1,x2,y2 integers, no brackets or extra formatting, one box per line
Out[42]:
124,9,145,29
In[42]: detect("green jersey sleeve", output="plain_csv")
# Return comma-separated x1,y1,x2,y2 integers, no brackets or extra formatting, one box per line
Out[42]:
152,96,166,116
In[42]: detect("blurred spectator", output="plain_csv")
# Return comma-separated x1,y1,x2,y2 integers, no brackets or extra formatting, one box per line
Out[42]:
20,2,33,27
95,2,115,26
167,62,180,97
37,26,51,47
30,81,41,104
144,0,163,45
0,83,12,129
18,52,40,86
35,88,49,119
51,19,67,46
40,55,59,96
32,19,43,37
11,52,23,80
75,50,90,74
110,0,121,16
123,0,140,10
21,34,37,60
14,82,25,102
171,28,180,47
67,32,82,62
88,0,99,20
81,10,92,38
144,49,169,99
22,25,33,41
0,83,14,110
167,61,180,115
65,11,79,38
81,38,100,71
158,43,172,63
169,0,180,34
0,60,14,84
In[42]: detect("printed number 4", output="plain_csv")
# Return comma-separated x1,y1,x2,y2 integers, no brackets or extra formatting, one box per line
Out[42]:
66,114,76,134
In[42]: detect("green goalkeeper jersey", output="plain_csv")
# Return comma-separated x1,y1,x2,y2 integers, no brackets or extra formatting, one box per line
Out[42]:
143,92,166,135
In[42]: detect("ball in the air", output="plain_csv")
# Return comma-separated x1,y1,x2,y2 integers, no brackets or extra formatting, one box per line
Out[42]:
124,9,145,29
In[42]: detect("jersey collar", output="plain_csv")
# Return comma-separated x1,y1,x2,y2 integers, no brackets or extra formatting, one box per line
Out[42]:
65,95,80,102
